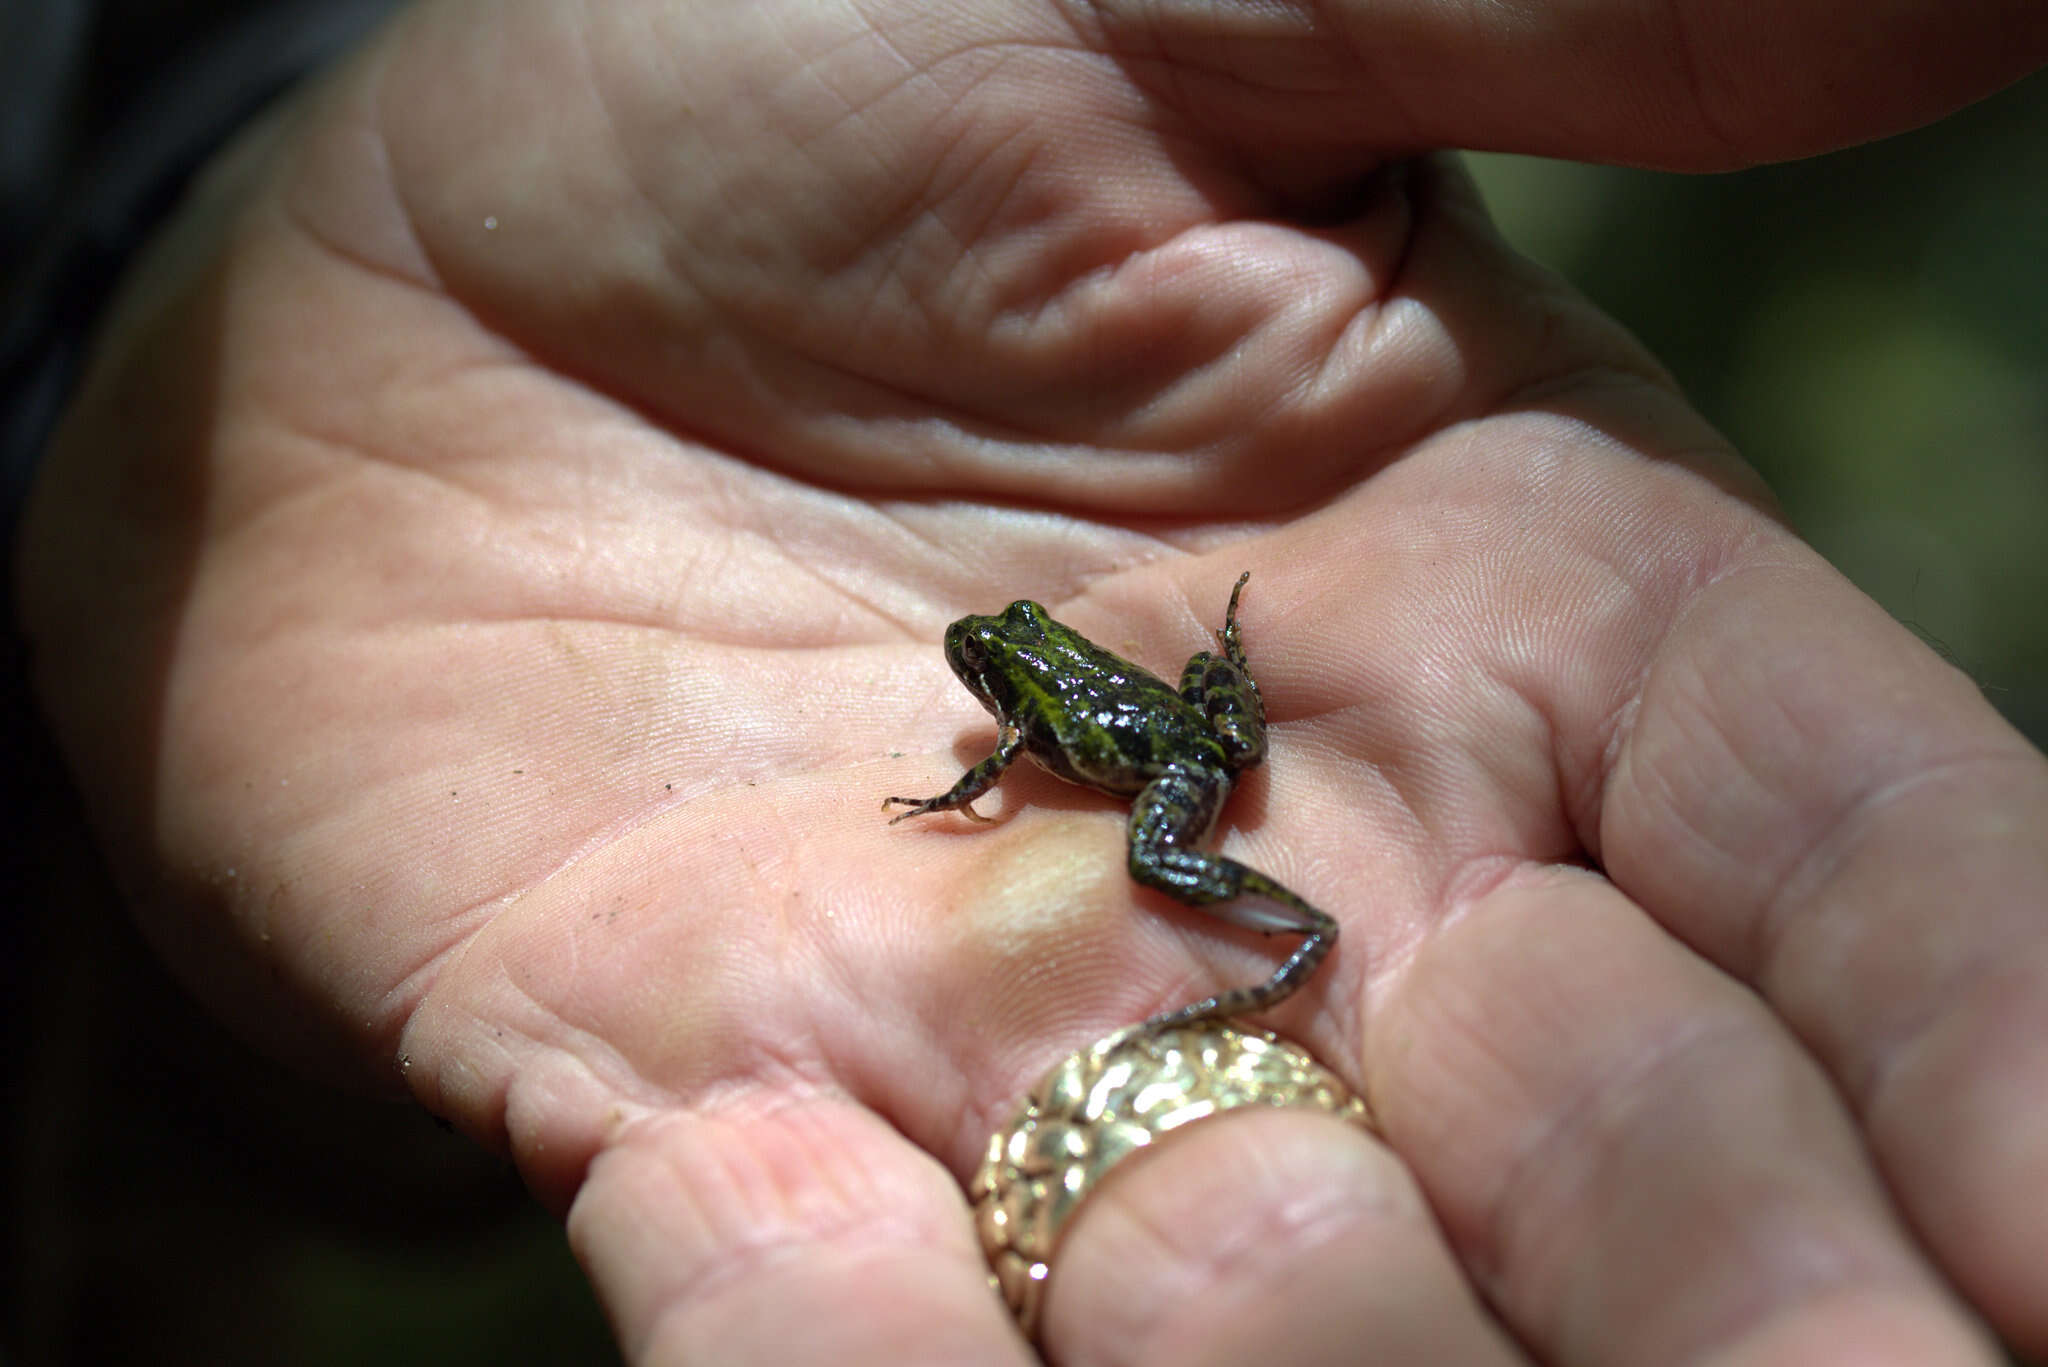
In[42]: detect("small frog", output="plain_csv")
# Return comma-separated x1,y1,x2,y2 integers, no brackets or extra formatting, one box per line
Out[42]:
884,572,1336,1029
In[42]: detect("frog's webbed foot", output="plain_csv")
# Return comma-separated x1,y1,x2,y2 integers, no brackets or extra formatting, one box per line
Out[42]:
881,793,994,825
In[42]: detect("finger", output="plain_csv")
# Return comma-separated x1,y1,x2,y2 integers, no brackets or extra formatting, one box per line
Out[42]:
1600,558,2048,1349
572,1093,1030,1366
1380,868,2003,1365
1075,0,2048,172
1048,1108,1523,1366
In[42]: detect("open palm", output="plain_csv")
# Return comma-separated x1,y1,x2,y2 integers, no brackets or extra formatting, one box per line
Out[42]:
21,1,2048,1362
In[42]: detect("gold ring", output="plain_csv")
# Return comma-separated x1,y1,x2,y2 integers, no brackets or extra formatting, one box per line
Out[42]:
969,1018,1373,1341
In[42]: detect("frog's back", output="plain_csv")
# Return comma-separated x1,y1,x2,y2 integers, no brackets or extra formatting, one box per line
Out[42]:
1024,669,1224,796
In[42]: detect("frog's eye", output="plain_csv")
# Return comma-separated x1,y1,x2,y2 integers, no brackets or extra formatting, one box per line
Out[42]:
956,634,987,673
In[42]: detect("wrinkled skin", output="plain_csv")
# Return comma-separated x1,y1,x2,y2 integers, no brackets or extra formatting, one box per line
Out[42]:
18,1,2048,1363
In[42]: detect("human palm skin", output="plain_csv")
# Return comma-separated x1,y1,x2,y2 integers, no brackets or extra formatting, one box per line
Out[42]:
19,1,2048,1363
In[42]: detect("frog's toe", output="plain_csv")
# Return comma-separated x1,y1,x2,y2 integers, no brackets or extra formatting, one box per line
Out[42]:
883,795,992,825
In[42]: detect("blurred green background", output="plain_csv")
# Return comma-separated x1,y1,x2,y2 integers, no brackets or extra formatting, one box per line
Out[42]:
5,36,2042,1367
1467,79,2048,747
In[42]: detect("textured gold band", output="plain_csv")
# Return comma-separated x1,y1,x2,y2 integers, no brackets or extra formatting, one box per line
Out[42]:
969,1019,1373,1341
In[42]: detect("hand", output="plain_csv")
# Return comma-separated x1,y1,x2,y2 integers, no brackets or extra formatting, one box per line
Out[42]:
20,0,2047,1362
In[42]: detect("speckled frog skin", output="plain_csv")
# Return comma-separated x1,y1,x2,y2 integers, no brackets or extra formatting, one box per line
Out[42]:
885,573,1335,1028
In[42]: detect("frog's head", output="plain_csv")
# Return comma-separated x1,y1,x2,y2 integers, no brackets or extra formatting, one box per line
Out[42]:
942,599,1052,717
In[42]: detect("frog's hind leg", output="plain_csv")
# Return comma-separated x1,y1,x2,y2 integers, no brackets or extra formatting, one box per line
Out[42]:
1126,771,1338,1031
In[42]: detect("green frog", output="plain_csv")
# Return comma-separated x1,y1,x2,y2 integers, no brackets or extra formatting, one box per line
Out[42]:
884,572,1336,1029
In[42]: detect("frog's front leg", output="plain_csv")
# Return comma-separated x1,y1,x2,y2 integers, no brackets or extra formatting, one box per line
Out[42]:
882,720,1022,824
1126,768,1337,1029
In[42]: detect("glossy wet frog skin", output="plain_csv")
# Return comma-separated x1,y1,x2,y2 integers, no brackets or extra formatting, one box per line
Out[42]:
884,572,1336,1029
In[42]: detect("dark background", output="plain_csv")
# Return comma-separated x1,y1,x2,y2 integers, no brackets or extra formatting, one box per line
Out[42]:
1471,100,2048,750
5,4,2042,1362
